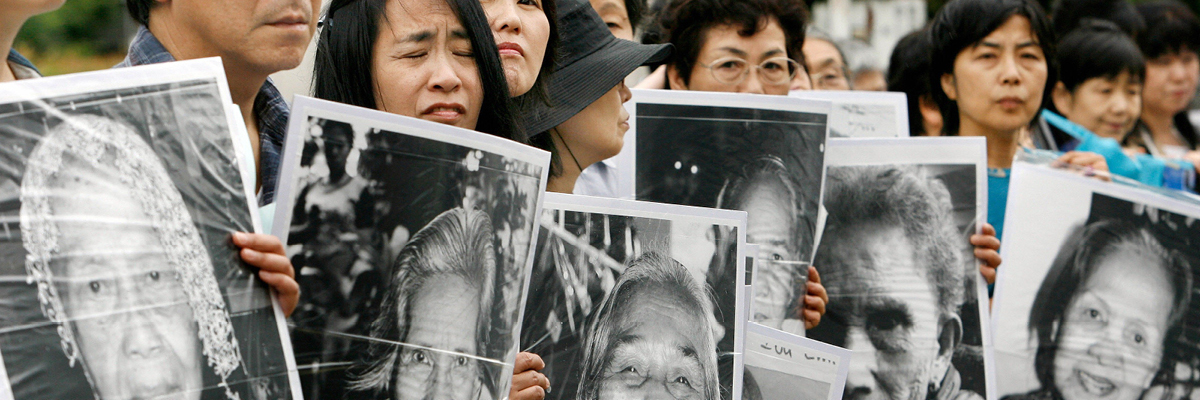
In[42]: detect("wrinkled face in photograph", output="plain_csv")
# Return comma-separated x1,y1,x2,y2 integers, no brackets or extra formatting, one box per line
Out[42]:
817,225,950,400
743,178,800,329
396,275,483,399
597,286,711,399
50,161,204,400
1052,248,1173,400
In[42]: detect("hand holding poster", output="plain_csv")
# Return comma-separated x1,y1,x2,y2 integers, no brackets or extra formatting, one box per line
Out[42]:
273,97,550,400
742,322,850,400
809,137,994,400
992,162,1200,400
521,193,746,399
0,58,298,399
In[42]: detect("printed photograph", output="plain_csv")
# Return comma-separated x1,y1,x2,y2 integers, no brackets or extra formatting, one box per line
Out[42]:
807,163,988,400
276,99,547,400
520,194,745,400
0,62,293,400
628,93,827,344
744,366,830,400
789,90,908,138
993,164,1200,400
742,321,850,400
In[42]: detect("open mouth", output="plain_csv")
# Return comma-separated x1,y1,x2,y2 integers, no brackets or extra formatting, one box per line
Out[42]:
1077,369,1116,396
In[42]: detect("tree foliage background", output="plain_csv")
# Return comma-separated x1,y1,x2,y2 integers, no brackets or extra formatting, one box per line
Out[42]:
13,0,129,75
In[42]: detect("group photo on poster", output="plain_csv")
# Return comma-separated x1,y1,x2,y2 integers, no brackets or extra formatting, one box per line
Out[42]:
520,193,746,400
0,59,296,399
807,138,994,400
274,97,549,400
993,163,1200,399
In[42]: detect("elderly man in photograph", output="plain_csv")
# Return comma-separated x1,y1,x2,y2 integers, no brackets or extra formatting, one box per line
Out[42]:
808,165,982,400
20,115,250,400
119,0,311,316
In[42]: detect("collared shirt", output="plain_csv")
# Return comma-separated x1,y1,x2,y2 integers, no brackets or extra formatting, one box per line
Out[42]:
116,26,290,207
574,158,620,197
7,50,40,79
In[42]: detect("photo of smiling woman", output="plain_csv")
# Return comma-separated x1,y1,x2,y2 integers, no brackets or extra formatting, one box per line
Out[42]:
520,194,745,400
992,164,1200,400
1011,219,1190,400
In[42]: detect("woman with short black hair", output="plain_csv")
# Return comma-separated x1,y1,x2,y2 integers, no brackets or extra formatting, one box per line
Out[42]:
1131,1,1200,161
1048,21,1145,144
929,0,1108,244
887,29,941,136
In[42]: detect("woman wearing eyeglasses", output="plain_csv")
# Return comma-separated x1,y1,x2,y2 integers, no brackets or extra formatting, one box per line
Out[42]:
659,0,808,95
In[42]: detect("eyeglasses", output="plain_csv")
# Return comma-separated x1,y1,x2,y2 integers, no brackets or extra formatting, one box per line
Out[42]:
699,57,800,86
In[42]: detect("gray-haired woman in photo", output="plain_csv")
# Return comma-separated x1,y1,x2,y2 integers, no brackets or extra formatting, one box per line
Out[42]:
350,207,499,400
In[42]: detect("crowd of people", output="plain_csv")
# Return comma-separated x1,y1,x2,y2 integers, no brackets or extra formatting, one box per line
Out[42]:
2,0,1199,398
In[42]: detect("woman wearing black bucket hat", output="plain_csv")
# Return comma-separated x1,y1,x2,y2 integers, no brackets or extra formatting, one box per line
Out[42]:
525,0,672,193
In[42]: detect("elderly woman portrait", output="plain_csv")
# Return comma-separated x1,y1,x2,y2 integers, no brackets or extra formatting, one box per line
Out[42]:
809,165,983,400
1005,219,1193,400
350,207,499,399
19,115,246,400
577,251,719,400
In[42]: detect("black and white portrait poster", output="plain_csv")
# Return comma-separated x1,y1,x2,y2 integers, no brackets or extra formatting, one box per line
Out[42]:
520,193,747,399
992,162,1200,400
273,96,550,400
0,58,299,400
742,321,850,400
808,137,995,400
618,90,828,311
788,90,910,138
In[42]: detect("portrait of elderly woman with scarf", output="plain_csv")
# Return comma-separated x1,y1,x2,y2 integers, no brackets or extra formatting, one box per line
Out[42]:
18,114,282,400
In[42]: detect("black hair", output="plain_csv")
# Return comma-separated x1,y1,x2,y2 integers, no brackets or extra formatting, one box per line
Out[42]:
320,119,355,143
929,0,1057,136
313,0,525,143
126,0,152,26
1050,0,1146,38
527,129,563,177
887,29,934,136
1056,20,1145,94
625,0,647,35
660,0,809,85
1136,0,1200,60
1028,219,1192,396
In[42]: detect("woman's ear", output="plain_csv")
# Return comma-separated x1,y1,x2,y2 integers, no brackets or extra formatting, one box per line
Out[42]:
940,73,958,101
1051,82,1073,118
667,65,689,91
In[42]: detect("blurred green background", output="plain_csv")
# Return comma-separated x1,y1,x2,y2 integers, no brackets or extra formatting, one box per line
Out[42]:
13,0,1200,76
14,0,128,76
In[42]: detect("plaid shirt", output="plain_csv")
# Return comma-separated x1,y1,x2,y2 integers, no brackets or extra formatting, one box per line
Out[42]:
116,26,290,206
